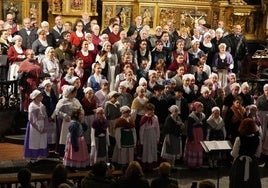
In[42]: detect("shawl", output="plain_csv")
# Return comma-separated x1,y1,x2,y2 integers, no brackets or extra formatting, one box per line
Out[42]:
230,105,245,123
64,74,73,84
131,97,148,111
206,115,225,130
92,118,109,136
139,114,154,126
81,96,97,115
115,116,135,129
189,111,206,125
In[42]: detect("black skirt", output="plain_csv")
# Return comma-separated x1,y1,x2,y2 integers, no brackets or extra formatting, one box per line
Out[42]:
229,156,261,188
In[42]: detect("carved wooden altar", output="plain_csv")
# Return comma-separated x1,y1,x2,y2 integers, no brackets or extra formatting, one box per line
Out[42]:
0,0,267,41
49,0,98,16
0,0,98,26
48,0,98,23
101,0,266,41
0,0,42,25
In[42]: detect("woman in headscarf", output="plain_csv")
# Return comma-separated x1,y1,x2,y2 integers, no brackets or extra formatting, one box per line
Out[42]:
41,47,60,97
212,43,234,88
161,105,184,169
206,107,226,168
97,41,118,90
81,87,97,148
90,107,110,165
32,29,49,61
52,85,83,156
184,101,207,168
7,35,26,80
139,103,160,171
24,90,48,160
225,97,246,144
256,84,268,157
41,79,58,152
112,105,136,167
63,108,90,169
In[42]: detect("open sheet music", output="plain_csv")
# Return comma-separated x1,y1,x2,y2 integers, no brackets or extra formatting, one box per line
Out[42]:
201,140,232,152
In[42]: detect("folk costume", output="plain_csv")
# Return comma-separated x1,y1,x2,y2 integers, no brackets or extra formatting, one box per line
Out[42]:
24,90,48,159
90,111,110,165
112,110,136,165
184,110,206,168
63,120,90,168
139,113,160,165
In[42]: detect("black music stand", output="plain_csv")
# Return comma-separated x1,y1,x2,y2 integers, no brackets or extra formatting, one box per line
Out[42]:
201,140,232,188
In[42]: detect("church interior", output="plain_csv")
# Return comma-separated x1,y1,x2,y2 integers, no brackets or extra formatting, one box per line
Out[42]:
1,0,268,77
1,0,268,187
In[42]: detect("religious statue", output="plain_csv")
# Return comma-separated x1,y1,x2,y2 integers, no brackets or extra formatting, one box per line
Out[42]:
180,12,186,26
246,13,255,34
71,0,83,10
29,3,38,19
230,0,247,5
166,9,176,27
47,0,52,13
185,7,206,28
53,0,62,12
142,8,152,26
118,7,127,27
6,2,19,22
105,7,113,27
91,0,97,14
159,9,167,26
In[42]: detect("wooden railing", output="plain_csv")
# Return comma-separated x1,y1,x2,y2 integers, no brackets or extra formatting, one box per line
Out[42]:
0,80,19,109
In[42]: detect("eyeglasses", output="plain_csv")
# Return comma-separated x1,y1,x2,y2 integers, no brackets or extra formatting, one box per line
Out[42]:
77,25,83,27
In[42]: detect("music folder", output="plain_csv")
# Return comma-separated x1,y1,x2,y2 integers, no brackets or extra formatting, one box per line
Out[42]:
200,140,232,152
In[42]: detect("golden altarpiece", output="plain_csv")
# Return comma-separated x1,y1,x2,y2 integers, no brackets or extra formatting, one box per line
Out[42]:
0,0,43,24
0,0,267,41
0,0,98,25
101,0,267,41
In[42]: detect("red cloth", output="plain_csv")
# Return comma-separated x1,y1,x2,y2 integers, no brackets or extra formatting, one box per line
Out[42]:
70,32,85,47
7,46,26,64
81,97,97,116
139,114,154,126
92,34,101,46
75,50,95,69
18,59,42,111
108,32,120,45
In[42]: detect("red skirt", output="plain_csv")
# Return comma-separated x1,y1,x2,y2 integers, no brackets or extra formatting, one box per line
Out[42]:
184,127,204,167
